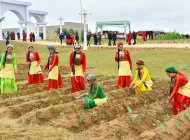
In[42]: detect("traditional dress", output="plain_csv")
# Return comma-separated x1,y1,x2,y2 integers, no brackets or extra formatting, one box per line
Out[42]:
85,84,108,109
127,32,132,45
70,50,86,93
0,52,18,94
26,51,44,84
115,49,132,88
71,35,75,45
168,72,190,114
23,32,27,42
131,67,153,94
142,32,146,41
0,54,1,86
66,34,71,45
44,53,63,90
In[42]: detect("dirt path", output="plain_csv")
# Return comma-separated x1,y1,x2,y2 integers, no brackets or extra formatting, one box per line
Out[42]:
16,40,190,49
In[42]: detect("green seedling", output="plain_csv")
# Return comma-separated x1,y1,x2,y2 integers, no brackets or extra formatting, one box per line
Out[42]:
59,100,64,104
164,114,171,119
59,112,65,117
160,122,169,134
127,106,132,113
174,123,180,130
129,114,138,122
78,115,86,124
149,108,158,115
184,112,190,120
92,110,98,117
140,112,146,118
152,120,161,127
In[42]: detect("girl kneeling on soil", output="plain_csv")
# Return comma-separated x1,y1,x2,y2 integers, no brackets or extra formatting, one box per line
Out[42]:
115,42,132,88
43,45,63,90
0,44,18,94
84,74,108,109
165,66,190,114
26,45,44,84
129,60,153,95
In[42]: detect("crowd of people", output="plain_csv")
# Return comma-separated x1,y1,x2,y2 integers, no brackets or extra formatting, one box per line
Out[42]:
3,30,44,45
0,42,189,114
29,32,36,42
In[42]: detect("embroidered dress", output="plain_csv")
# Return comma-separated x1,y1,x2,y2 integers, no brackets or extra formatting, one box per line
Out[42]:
70,52,86,93
85,84,108,109
26,51,44,84
169,73,190,114
115,50,132,88
0,52,18,94
44,53,63,90
131,67,153,94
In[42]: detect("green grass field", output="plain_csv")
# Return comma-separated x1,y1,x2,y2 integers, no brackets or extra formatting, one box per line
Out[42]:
1,41,190,79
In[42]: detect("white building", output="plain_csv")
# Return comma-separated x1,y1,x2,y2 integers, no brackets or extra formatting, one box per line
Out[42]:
0,0,48,40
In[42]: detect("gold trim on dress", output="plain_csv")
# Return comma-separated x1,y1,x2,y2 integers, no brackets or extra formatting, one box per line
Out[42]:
71,65,84,76
48,66,58,80
178,81,190,98
1,64,15,79
119,61,132,76
29,61,42,75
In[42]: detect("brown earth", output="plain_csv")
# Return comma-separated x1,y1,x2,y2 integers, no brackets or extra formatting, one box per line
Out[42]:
0,71,190,140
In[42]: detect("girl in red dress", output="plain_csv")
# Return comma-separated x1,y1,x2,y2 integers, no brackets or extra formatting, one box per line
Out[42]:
165,66,190,114
43,45,63,90
115,42,132,88
70,45,86,93
26,45,44,84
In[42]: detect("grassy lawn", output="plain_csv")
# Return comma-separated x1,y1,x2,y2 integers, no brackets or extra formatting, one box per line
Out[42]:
1,41,190,79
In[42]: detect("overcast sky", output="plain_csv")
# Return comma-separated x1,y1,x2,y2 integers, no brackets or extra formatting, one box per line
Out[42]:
2,0,190,33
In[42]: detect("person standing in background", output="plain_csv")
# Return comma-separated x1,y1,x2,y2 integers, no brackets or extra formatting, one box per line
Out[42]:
132,31,137,45
94,34,98,45
87,33,91,46
127,31,132,45
108,31,113,46
98,33,102,45
112,32,117,46
32,33,35,42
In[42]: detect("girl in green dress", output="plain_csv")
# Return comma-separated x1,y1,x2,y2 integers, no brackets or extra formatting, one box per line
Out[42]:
0,44,18,94
84,74,108,109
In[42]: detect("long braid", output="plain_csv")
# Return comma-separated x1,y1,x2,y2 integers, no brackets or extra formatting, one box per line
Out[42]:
47,53,51,69
138,69,141,80
118,48,120,69
170,78,175,95
28,51,30,62
3,51,8,68
72,51,76,75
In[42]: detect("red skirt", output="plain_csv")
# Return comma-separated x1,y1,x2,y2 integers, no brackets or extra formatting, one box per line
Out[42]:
66,39,71,44
28,74,44,84
173,92,190,114
47,72,63,90
71,76,86,93
127,39,132,45
118,76,131,89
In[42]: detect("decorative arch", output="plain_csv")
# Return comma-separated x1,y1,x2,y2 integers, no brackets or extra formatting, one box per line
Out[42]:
0,0,48,40
30,15,42,22
6,10,25,21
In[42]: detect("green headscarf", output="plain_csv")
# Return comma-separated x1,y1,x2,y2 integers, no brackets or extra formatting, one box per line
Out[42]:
166,66,179,73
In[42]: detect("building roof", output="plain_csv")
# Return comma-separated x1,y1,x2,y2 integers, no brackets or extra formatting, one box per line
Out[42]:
0,0,31,6
29,10,48,16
